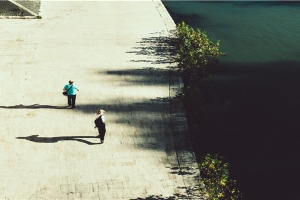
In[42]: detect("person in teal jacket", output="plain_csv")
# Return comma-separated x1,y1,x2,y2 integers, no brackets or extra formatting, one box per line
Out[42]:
63,80,79,108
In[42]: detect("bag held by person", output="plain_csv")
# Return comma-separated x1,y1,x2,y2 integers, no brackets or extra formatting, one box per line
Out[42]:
63,85,73,96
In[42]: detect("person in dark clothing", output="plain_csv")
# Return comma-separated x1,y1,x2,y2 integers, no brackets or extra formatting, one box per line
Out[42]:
94,109,106,144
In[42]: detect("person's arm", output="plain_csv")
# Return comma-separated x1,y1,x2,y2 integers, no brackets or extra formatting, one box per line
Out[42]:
94,114,100,128
94,120,97,128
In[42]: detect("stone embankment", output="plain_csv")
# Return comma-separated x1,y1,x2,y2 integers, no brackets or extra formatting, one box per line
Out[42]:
0,0,40,18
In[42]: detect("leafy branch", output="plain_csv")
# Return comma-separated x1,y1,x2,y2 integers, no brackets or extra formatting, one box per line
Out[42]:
173,22,241,199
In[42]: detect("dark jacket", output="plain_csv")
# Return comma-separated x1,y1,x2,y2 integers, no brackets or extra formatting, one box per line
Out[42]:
94,115,106,132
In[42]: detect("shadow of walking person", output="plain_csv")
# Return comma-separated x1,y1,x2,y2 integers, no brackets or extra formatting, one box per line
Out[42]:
0,104,69,109
16,135,100,145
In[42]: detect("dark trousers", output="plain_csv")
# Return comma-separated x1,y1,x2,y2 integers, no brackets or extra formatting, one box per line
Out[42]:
98,129,106,141
68,95,76,108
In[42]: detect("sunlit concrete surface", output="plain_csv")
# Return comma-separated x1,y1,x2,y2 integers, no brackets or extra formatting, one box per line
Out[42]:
0,1,204,199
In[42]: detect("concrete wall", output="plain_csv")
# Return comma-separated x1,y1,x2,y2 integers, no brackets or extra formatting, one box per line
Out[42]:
0,0,40,17
14,0,40,15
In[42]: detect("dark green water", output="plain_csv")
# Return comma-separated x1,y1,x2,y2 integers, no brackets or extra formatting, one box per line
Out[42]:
163,1,300,199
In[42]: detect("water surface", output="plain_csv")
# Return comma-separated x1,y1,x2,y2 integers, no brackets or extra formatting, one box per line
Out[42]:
163,1,300,199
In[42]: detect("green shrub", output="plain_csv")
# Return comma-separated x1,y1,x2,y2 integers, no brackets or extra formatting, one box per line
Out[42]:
174,21,225,122
174,22,242,199
199,154,242,200
174,21,225,81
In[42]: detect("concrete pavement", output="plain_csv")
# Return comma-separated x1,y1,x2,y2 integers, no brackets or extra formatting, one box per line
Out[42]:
0,1,205,199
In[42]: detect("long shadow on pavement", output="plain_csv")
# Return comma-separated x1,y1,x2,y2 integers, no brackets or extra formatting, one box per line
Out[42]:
130,185,200,200
16,135,100,145
104,67,170,86
0,104,68,109
130,196,177,200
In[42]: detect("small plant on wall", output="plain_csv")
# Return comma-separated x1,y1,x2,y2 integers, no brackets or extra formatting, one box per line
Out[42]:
173,22,241,199
174,21,225,125
199,154,242,200
174,21,225,82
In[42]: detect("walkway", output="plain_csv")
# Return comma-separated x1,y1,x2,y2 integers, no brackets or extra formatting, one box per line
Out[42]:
0,1,204,199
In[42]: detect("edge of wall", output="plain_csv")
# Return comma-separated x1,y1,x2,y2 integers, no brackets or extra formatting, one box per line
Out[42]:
0,0,40,18
153,0,208,199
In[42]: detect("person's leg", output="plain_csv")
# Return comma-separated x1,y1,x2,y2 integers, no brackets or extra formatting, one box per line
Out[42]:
71,95,76,108
100,131,106,143
98,130,105,143
67,95,71,106
97,129,102,143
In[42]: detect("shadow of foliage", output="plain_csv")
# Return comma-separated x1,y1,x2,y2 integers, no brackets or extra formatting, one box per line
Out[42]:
130,196,176,200
130,194,195,200
167,166,197,176
104,67,170,86
126,33,176,65
131,185,204,200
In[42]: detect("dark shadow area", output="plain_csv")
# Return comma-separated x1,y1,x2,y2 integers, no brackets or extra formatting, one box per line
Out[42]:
186,60,300,199
0,101,169,116
73,100,180,149
104,67,170,86
126,33,176,65
130,185,201,200
130,196,177,200
0,104,68,109
167,166,196,176
74,98,170,115
16,135,100,145
123,34,202,197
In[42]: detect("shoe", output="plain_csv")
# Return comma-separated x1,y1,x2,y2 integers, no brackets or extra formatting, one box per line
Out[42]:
101,140,104,144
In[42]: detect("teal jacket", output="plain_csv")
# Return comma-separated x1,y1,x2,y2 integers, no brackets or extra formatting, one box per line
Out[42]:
64,84,79,95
